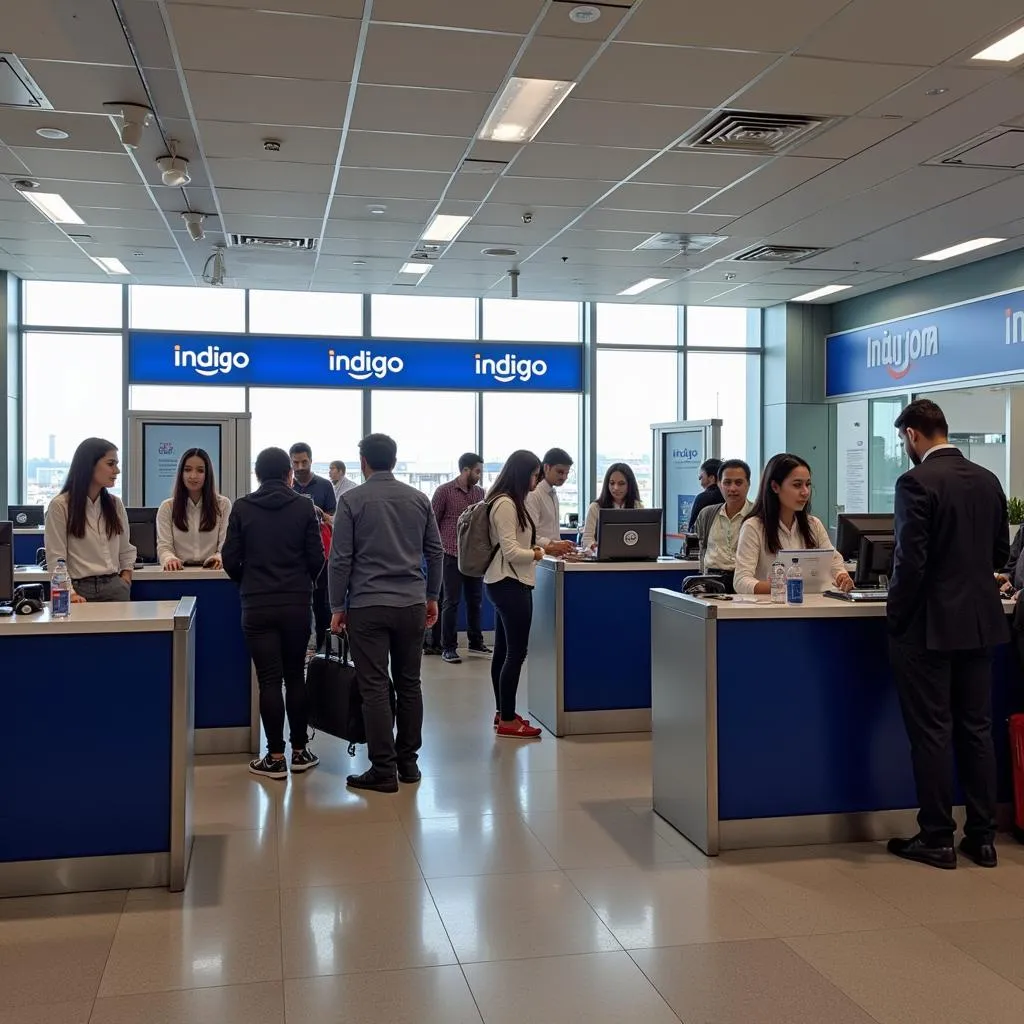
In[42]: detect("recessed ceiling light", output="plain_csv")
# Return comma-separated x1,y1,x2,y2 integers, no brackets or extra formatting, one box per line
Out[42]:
422,214,470,242
35,127,69,140
916,237,1006,261
618,277,668,296
790,284,852,302
973,25,1024,62
400,262,432,275
367,204,387,216
925,87,949,96
569,5,602,23
20,190,84,225
478,77,575,144
90,256,130,275
352,259,367,267
482,247,519,257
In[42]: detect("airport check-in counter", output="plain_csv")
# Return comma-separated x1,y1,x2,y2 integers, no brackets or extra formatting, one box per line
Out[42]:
649,590,1017,855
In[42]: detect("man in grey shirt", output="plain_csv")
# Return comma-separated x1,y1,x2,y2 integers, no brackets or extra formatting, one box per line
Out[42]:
329,433,443,793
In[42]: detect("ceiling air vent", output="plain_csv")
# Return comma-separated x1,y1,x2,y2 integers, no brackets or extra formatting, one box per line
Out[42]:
928,127,1024,170
0,54,53,109
733,244,826,263
679,111,828,155
228,234,317,251
460,158,510,174
635,232,727,252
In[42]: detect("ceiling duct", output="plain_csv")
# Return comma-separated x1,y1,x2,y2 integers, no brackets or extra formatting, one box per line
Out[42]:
732,244,826,262
928,127,1024,170
0,53,53,109
228,234,317,251
679,111,829,155
635,232,727,252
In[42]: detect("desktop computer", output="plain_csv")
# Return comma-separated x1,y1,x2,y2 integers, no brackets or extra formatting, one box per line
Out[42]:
7,504,44,528
856,534,896,588
836,513,895,561
596,508,663,561
127,507,159,565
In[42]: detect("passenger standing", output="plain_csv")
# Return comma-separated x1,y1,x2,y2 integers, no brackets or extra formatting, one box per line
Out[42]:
329,459,357,502
223,447,325,779
290,442,335,650
524,447,575,555
886,400,1009,870
44,437,136,603
687,458,724,531
329,434,443,793
432,452,489,664
156,447,230,570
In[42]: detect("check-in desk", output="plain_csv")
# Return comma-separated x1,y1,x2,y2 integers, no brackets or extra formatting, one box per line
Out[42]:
15,566,255,755
527,557,700,736
650,590,1018,855
0,600,195,897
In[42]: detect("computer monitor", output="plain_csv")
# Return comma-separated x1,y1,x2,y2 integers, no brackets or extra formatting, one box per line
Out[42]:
835,513,895,560
855,534,895,588
596,508,663,561
127,507,159,565
0,522,13,604
7,504,44,528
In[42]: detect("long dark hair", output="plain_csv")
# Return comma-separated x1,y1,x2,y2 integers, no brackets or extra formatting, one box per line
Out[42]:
487,450,541,531
171,447,220,533
745,453,816,554
61,437,123,539
597,463,641,509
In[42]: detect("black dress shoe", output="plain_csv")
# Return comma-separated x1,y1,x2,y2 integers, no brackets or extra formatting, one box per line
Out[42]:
346,769,399,793
398,762,422,784
887,834,957,870
959,836,998,868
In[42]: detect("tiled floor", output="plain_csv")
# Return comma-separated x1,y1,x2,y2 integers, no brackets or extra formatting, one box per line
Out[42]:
6,654,1024,1023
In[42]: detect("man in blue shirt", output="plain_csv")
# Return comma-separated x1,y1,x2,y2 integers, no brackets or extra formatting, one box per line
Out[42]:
290,442,336,650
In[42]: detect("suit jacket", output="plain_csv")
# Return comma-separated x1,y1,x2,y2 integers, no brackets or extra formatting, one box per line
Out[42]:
887,447,1009,651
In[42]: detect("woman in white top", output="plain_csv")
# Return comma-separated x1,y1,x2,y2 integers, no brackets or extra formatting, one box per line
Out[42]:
733,453,854,596
582,462,644,550
485,449,567,738
157,447,231,570
44,437,137,603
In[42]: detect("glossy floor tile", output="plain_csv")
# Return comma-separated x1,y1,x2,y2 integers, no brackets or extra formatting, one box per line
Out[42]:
7,654,1024,1024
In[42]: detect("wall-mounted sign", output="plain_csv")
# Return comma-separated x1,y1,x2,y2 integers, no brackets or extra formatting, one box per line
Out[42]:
129,331,583,393
826,286,1024,398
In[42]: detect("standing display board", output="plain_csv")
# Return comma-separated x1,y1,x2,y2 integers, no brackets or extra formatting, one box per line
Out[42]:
651,420,722,556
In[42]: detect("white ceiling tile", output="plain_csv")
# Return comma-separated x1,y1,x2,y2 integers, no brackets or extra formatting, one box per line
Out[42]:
792,117,908,160
509,143,654,181
11,148,141,184
334,168,450,201
323,217,423,241
185,71,349,128
318,238,414,258
206,158,336,193
515,36,603,82
195,121,342,164
328,195,437,222
167,0,365,15
634,151,767,187
15,179,158,212
444,173,494,202
217,188,329,218
697,156,841,216
6,0,134,65
351,85,493,136
222,215,325,237
0,111,122,153
859,67,1005,120
576,208,736,234
0,199,49,224
371,0,545,33
474,203,584,230
598,181,718,214
342,132,468,172
539,98,708,150
488,175,614,206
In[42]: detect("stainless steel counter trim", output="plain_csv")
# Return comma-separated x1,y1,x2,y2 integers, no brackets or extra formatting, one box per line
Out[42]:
706,613,720,856
0,853,169,899
170,597,196,893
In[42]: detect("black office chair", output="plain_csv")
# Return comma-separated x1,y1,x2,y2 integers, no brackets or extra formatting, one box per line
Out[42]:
682,575,727,597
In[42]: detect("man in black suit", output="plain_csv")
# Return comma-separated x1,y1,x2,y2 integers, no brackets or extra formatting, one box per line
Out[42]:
886,399,1009,870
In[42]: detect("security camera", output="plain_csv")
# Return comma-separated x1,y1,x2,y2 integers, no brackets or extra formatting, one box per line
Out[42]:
157,155,191,187
181,211,206,242
102,103,153,149
522,211,533,224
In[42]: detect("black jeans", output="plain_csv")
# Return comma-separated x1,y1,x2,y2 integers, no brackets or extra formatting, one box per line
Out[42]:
242,604,310,755
347,604,427,776
889,638,997,845
486,577,533,722
442,553,484,650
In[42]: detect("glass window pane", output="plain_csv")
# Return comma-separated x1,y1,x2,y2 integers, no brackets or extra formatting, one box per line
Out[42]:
371,390,476,496
597,303,678,346
129,385,246,412
482,392,581,515
482,299,580,342
250,289,362,337
371,295,476,339
23,281,122,328
686,306,756,348
869,398,907,512
248,388,363,491
596,350,678,508
24,332,123,501
129,285,245,333
686,351,759,466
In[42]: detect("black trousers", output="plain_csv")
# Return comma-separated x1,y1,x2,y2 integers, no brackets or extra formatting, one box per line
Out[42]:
347,604,427,776
889,638,997,845
442,553,484,650
312,580,331,652
242,604,310,755
486,577,533,722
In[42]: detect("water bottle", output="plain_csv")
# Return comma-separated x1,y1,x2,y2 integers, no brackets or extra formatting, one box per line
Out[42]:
786,558,804,605
770,561,787,604
51,559,71,619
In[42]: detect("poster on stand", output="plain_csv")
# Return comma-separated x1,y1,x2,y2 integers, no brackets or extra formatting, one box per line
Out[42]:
142,422,223,507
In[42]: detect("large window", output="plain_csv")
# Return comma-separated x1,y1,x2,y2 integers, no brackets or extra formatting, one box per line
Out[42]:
686,351,760,466
687,306,757,348
23,333,123,501
129,285,246,333
597,303,678,346
371,390,476,496
371,295,476,340
129,385,246,412
869,398,907,512
483,299,580,342
249,290,362,337
23,281,122,329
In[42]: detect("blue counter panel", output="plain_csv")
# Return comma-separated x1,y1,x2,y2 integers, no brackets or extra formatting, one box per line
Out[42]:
716,618,1015,821
13,533,43,564
1,632,172,862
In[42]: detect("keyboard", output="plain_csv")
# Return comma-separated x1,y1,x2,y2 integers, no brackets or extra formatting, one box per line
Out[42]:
824,589,888,603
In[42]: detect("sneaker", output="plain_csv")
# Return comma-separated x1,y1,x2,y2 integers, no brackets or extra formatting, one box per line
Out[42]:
347,768,399,793
468,642,492,656
496,718,542,739
493,712,532,730
291,749,319,773
442,648,462,664
249,754,288,779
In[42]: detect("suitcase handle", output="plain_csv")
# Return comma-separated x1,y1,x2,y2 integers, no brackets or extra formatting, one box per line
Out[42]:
323,631,351,664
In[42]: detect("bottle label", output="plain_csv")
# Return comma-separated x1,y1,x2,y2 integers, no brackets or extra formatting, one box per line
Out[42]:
52,588,70,617
786,578,804,604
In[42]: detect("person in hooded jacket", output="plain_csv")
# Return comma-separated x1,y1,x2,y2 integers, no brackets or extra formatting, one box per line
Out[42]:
222,446,326,779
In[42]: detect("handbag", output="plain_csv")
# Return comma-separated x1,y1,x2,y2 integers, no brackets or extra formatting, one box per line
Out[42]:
306,632,366,750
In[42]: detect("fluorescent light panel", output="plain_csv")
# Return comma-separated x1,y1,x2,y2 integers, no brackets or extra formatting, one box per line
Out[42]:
916,237,1006,261
422,214,470,243
618,277,668,296
973,26,1024,61
478,77,576,144
90,256,129,275
21,191,84,225
790,284,852,302
400,262,432,275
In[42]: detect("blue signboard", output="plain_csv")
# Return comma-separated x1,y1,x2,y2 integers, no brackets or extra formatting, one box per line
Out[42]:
826,286,1024,398
129,331,583,392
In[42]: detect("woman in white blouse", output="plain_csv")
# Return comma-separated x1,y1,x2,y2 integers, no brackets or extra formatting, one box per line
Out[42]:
157,448,231,571
733,453,854,595
582,462,643,550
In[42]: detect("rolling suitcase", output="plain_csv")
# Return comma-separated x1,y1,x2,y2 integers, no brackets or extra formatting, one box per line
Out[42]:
1011,714,1024,844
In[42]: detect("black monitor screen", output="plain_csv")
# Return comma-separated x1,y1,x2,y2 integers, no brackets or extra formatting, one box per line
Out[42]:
856,534,895,588
7,504,44,528
127,507,159,565
0,521,13,603
836,513,895,560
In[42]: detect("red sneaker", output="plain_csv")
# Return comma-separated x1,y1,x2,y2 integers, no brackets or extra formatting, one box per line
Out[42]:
493,712,532,730
496,718,542,738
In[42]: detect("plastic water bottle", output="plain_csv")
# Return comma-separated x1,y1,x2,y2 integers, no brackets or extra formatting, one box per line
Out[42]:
786,558,804,605
51,559,71,619
770,561,787,604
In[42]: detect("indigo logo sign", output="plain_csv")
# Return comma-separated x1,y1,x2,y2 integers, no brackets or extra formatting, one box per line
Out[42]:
672,448,699,460
173,343,250,377
866,326,939,380
474,352,548,383
328,348,404,381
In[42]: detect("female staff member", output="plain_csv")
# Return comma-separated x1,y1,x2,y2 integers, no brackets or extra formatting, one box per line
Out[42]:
581,462,643,550
157,447,231,570
44,437,136,602
733,453,854,595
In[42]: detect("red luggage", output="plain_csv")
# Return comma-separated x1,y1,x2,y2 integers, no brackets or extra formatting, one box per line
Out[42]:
1011,714,1024,842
